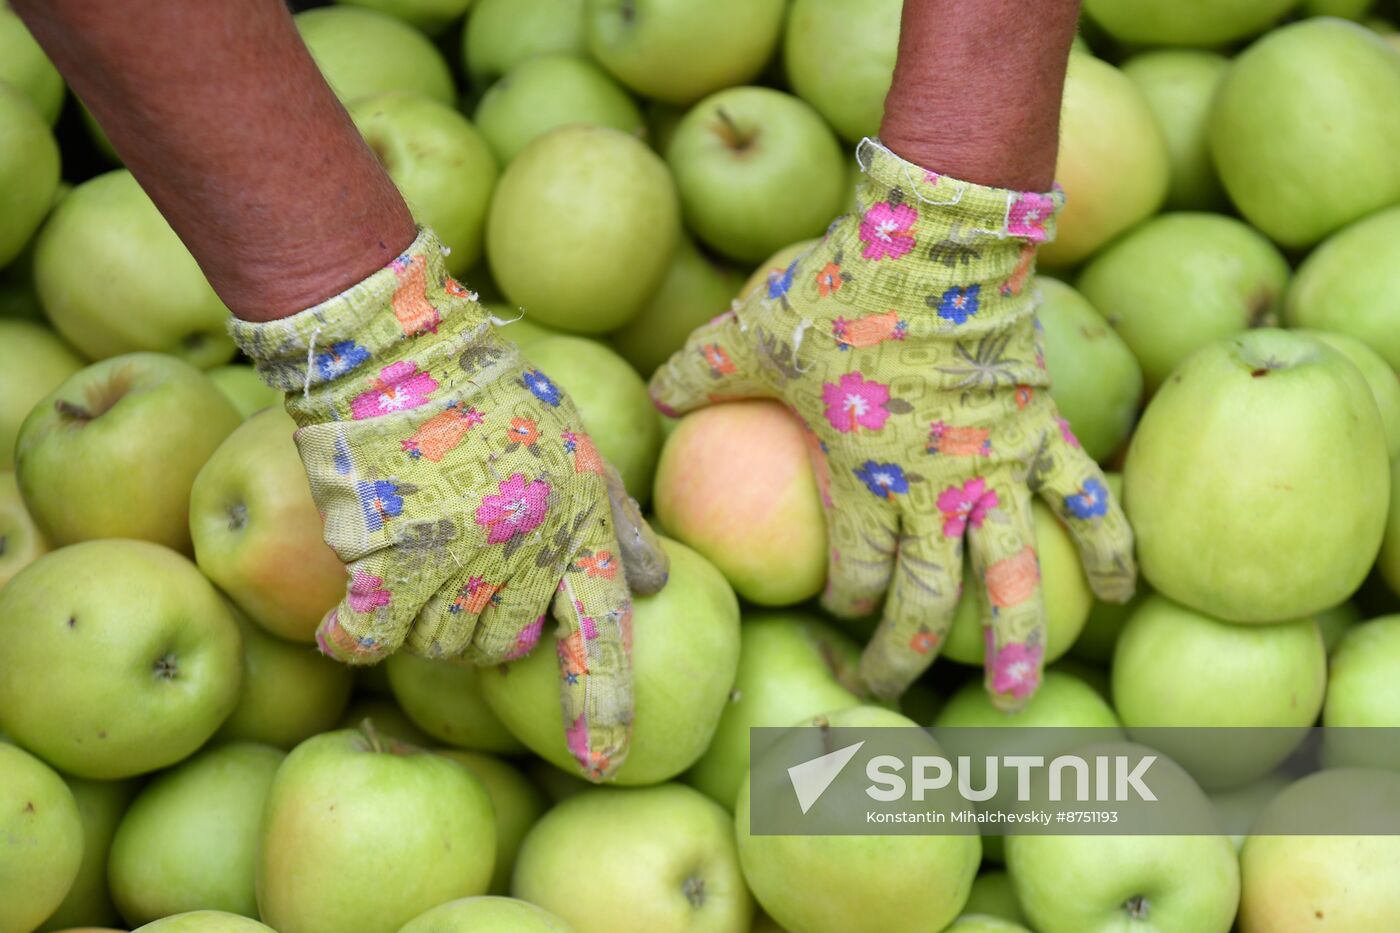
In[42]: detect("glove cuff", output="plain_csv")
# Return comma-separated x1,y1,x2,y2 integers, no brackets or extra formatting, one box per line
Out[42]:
229,227,490,393
856,137,1065,247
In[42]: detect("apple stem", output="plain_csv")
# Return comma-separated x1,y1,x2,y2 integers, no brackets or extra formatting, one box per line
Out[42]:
54,399,92,422
1124,894,1149,920
360,717,385,754
815,715,835,755
713,108,755,152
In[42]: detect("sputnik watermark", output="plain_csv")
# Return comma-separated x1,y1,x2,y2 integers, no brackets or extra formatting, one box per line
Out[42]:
865,753,1157,803
789,743,1156,813
750,726,1400,836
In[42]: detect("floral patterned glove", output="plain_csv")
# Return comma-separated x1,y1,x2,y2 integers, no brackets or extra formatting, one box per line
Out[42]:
231,230,668,779
650,139,1135,710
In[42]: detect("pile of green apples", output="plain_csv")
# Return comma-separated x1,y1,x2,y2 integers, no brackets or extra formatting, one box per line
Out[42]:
4,0,1400,931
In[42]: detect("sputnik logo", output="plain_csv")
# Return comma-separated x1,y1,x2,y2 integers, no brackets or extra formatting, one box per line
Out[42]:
788,741,864,814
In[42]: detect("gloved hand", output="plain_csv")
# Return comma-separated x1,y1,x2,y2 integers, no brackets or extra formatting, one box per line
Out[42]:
231,230,668,779
650,139,1135,710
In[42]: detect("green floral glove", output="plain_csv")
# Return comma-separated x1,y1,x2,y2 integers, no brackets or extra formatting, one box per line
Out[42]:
650,139,1135,710
231,230,668,779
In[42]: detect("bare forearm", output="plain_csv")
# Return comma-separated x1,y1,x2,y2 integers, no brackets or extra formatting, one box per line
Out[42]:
11,0,415,322
880,0,1081,191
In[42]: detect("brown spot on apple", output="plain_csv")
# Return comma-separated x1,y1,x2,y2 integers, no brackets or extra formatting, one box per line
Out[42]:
55,365,135,424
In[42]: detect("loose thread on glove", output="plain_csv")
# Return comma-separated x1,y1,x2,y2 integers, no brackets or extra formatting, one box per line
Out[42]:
303,324,324,398
791,318,815,368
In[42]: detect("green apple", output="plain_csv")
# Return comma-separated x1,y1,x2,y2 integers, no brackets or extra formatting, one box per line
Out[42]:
35,775,137,932
17,352,241,550
1035,279,1143,462
585,0,785,105
216,606,353,750
385,653,523,753
33,170,237,366
610,234,742,377
486,125,679,333
1285,205,1400,371
0,470,48,588
941,501,1093,666
474,55,643,165
397,897,574,933
1084,0,1291,45
514,783,753,933
1124,330,1389,622
295,7,454,105
1007,796,1239,933
0,744,83,933
206,365,280,419
1209,18,1400,248
1315,601,1360,654
934,670,1119,865
1239,769,1400,931
783,0,902,143
133,911,276,932
1076,213,1290,392
1382,459,1400,597
190,406,344,641
257,727,496,933
0,6,64,123
0,83,60,268
1113,595,1325,787
1121,50,1229,211
653,401,826,606
349,92,498,276
736,705,981,933
0,539,243,779
1039,54,1168,269
462,0,586,85
438,752,547,895
936,669,1118,729
961,871,1029,928
667,86,846,264
1322,615,1400,769
686,611,863,810
335,0,473,35
109,743,284,925
338,697,434,746
1295,329,1400,460
521,335,660,501
481,537,740,784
